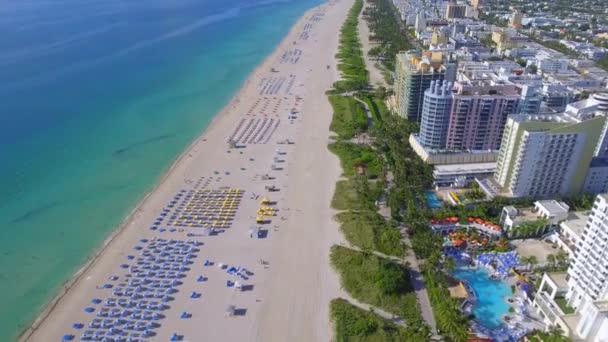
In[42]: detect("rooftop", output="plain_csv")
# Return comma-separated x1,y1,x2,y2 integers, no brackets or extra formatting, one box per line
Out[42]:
510,113,579,124
535,200,569,216
560,212,589,237
547,272,569,289
512,207,541,222
590,157,608,168
562,314,582,336
595,300,608,312
434,162,496,174
512,239,558,265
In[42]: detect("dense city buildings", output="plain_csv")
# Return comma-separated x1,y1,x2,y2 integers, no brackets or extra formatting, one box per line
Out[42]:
445,4,467,20
509,9,524,30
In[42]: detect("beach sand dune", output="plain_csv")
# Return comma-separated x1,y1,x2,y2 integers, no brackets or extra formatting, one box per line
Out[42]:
23,0,351,341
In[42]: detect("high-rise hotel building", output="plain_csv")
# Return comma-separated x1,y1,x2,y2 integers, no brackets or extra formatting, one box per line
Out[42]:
394,51,456,123
493,113,607,198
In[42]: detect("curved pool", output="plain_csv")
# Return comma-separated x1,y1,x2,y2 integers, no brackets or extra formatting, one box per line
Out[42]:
452,267,512,329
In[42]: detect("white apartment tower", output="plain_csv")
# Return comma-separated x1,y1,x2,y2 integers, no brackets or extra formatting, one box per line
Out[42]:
415,11,426,32
565,194,608,340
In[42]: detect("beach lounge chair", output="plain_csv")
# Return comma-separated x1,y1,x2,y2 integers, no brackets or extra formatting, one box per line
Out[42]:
225,305,236,317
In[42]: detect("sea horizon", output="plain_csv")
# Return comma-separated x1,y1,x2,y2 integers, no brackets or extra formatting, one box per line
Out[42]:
0,0,322,339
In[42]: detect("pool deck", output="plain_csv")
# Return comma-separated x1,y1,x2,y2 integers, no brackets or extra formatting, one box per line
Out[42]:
453,265,545,341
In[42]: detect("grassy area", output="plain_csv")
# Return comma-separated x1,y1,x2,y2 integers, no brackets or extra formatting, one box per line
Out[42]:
328,141,383,179
555,297,575,315
329,95,368,139
330,246,422,324
333,0,368,92
330,298,428,342
336,211,403,257
331,178,381,211
360,94,387,124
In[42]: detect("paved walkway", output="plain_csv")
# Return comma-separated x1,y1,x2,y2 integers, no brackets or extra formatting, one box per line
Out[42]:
352,95,373,127
400,229,439,336
344,294,408,327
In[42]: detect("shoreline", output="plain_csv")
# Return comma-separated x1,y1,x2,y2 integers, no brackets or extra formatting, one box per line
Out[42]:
21,0,350,341
17,3,315,341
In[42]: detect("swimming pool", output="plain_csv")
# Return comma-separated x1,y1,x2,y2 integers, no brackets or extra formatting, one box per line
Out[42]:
452,267,512,329
424,191,442,209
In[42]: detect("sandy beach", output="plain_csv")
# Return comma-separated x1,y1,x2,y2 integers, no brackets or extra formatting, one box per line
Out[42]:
22,0,351,341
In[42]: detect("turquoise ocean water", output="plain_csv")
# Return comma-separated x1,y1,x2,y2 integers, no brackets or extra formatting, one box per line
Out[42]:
0,0,322,339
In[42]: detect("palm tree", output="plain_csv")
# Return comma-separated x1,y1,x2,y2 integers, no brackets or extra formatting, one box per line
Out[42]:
519,256,531,269
444,257,456,273
528,255,538,271
555,251,569,269
547,254,557,268
544,325,569,342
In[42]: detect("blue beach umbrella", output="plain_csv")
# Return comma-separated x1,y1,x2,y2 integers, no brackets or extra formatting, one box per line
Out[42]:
92,298,102,304
62,334,74,341
84,307,95,313
72,323,83,329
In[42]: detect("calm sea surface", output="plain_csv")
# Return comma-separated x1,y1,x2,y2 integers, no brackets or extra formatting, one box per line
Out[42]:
0,0,321,339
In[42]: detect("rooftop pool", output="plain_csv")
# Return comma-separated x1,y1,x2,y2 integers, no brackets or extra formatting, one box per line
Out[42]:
424,191,442,209
452,267,512,329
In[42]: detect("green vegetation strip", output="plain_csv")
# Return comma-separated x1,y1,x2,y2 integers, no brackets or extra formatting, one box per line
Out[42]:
336,211,403,257
330,246,427,331
331,178,380,211
360,94,386,124
328,142,382,179
329,95,368,139
330,298,424,342
333,0,368,93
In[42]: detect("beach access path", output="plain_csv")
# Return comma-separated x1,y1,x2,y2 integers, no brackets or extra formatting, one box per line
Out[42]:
23,0,352,341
